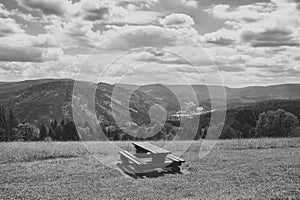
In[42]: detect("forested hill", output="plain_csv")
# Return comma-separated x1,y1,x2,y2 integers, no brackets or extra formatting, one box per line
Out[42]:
0,79,164,126
186,99,300,139
0,79,299,141
119,83,300,109
0,79,299,126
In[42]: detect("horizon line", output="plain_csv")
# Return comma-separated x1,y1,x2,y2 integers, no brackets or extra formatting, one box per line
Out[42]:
0,77,299,89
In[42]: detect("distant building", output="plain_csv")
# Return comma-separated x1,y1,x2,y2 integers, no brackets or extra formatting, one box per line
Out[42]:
176,110,187,114
196,107,204,113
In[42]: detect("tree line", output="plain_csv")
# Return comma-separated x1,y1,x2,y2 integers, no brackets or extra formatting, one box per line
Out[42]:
0,105,79,142
0,101,299,142
103,108,299,141
192,108,299,140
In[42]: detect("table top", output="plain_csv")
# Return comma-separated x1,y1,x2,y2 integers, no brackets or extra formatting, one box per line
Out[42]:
132,142,171,154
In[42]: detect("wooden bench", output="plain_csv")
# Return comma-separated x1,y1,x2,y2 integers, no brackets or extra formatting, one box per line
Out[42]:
119,150,146,166
118,142,185,174
164,154,185,172
167,154,185,163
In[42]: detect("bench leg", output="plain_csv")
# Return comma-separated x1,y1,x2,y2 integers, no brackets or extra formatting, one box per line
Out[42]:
170,166,180,172
164,162,182,172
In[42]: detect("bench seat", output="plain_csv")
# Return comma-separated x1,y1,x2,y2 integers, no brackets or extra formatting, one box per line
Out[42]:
119,150,146,165
166,154,185,163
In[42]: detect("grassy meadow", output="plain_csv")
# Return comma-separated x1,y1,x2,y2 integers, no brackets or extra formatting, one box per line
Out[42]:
1,138,300,199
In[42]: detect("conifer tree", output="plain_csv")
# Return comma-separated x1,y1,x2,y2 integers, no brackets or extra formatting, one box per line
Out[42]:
7,110,19,141
0,106,8,141
39,123,48,140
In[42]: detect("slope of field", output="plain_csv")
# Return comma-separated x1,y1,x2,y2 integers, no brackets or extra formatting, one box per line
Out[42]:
1,138,299,199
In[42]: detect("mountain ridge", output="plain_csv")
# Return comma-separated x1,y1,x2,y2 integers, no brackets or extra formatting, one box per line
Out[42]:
0,79,299,125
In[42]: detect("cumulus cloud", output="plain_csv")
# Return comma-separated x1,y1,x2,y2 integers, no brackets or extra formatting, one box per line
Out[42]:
0,18,25,37
241,27,299,47
83,7,109,21
291,0,300,9
253,65,300,80
44,19,100,49
17,0,72,16
110,10,163,25
30,34,61,48
0,62,30,78
0,32,63,63
214,54,252,66
0,3,10,17
204,0,300,83
217,65,246,72
0,0,299,86
117,0,159,9
0,3,43,24
39,0,164,49
159,13,195,28
0,45,62,62
247,54,292,69
206,0,300,42
17,0,162,26
203,28,237,46
72,0,115,22
205,3,274,25
132,46,214,67
0,34,61,48
134,48,188,64
180,0,198,8
268,66,300,76
99,26,192,50
0,55,81,80
73,0,163,25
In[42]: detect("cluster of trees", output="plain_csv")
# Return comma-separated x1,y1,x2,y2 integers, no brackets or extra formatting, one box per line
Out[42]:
0,105,79,142
255,109,299,138
103,122,178,141
103,109,298,141
43,119,80,141
193,108,299,140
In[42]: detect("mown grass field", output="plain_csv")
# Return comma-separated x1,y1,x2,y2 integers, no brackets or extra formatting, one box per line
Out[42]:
1,138,300,199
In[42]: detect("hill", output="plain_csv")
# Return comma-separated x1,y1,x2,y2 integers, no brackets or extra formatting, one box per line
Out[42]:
118,83,300,110
0,79,299,127
0,79,161,126
184,99,300,139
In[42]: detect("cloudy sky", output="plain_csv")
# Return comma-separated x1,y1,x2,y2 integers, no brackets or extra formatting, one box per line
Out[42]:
0,0,299,87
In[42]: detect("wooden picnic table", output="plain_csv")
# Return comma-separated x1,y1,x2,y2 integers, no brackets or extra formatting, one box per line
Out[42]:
132,142,172,166
132,142,171,154
118,142,185,174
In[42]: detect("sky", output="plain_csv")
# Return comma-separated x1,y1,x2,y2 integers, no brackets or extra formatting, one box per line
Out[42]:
0,0,299,87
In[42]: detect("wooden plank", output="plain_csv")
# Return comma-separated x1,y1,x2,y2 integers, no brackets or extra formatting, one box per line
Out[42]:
134,153,151,158
166,154,185,163
122,151,146,165
120,151,145,165
119,150,146,165
132,142,171,154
